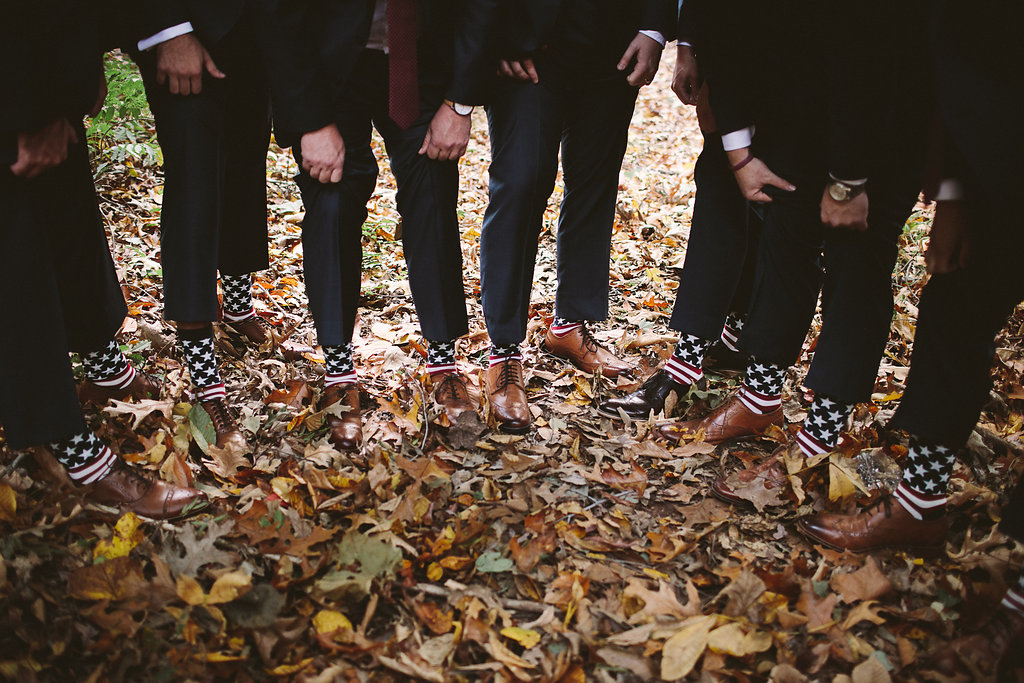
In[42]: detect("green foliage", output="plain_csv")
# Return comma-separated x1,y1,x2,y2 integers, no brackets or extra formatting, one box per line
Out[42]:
87,52,161,175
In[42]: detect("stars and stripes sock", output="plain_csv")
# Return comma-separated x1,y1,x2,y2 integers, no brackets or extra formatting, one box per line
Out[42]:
179,325,225,400
738,357,786,415
720,313,744,353
1002,573,1024,618
795,394,854,457
426,339,457,377
550,317,582,337
324,342,357,386
81,340,137,391
893,435,955,520
489,343,522,366
50,430,118,484
221,273,256,323
666,333,710,386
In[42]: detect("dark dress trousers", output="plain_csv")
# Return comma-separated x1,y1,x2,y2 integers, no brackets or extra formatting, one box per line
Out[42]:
0,3,128,448
258,0,500,347
479,0,676,346
677,0,929,405
131,0,271,323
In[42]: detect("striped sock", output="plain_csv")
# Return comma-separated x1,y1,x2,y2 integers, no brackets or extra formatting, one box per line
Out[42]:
550,317,582,337
489,343,521,366
720,313,744,353
196,382,226,402
666,333,710,385
1002,574,1024,617
51,430,118,484
738,358,785,414
179,325,223,392
795,395,854,457
82,340,137,391
324,342,357,386
426,339,457,377
221,273,256,323
893,436,955,520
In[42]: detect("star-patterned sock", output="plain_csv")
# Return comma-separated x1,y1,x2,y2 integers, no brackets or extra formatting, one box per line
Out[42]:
1002,573,1024,617
720,313,744,353
550,317,582,337
489,343,521,366
221,273,256,323
738,357,786,415
324,342,357,386
81,340,137,391
666,333,710,386
893,435,955,520
795,394,854,457
179,325,225,401
50,430,118,484
426,339,457,377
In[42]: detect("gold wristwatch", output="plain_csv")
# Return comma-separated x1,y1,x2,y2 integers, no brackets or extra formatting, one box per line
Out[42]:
826,178,866,202
444,99,474,116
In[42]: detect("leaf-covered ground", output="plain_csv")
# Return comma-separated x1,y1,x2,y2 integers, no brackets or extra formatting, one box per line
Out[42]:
2,51,1024,683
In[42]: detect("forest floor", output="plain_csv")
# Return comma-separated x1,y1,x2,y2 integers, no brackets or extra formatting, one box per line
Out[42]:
2,50,1023,683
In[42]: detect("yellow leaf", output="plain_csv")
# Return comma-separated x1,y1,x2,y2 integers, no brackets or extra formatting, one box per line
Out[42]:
207,570,251,604
707,623,773,656
0,484,16,522
176,575,205,606
661,616,716,680
427,561,443,581
313,609,353,635
94,512,143,561
201,652,245,662
501,626,541,649
267,658,314,676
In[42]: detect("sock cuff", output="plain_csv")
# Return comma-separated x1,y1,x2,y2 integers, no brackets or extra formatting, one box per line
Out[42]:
178,325,215,342
1003,588,1024,617
665,355,702,385
894,481,946,521
197,383,227,402
489,352,522,366
738,384,782,415
222,306,256,322
325,371,358,386
550,321,583,337
90,364,137,390
795,427,830,457
427,362,458,377
66,445,118,485
720,324,740,353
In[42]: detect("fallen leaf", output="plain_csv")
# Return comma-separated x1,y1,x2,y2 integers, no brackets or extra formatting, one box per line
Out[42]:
661,615,716,680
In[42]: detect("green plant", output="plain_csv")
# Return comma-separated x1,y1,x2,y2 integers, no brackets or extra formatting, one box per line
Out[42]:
87,51,161,175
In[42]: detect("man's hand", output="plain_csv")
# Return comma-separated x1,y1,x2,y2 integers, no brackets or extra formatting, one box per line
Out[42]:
419,105,471,161
820,189,869,231
10,118,78,178
497,57,539,84
155,33,226,95
300,123,345,184
671,45,699,104
726,148,795,202
925,200,970,274
617,33,662,87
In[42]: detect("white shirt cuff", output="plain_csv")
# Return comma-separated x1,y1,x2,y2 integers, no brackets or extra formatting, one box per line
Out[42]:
676,41,693,49
829,173,868,186
722,126,754,151
138,22,194,52
935,178,965,202
639,30,666,47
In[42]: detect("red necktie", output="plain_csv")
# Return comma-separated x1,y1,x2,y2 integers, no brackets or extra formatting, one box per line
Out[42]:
388,0,419,130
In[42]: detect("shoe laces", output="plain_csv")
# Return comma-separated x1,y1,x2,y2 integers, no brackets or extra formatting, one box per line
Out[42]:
496,359,521,390
437,374,466,401
111,461,155,493
864,495,894,519
579,323,601,354
203,399,237,432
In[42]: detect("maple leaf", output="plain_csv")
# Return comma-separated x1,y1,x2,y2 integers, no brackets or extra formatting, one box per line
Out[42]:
202,440,250,479
623,578,701,624
161,517,238,577
831,556,893,604
103,398,175,429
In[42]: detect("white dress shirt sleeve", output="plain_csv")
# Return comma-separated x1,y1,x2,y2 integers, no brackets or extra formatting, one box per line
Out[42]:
138,22,195,52
638,30,666,47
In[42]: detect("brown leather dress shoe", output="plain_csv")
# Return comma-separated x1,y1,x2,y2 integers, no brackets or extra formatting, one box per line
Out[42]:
485,359,530,433
199,398,249,451
657,392,782,445
796,494,948,555
927,606,1024,679
321,384,362,451
223,314,278,347
543,324,632,378
711,453,789,508
432,373,475,421
79,371,162,404
596,369,689,420
85,460,208,520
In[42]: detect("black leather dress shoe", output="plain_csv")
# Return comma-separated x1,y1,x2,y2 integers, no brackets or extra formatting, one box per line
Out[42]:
596,369,688,419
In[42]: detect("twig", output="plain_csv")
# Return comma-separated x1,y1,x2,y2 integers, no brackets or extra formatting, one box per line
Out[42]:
413,581,548,613
0,452,29,480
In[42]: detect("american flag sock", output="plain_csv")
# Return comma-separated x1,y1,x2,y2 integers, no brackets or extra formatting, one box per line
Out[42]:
426,339,457,377
221,273,256,323
720,313,744,353
50,430,118,484
893,435,955,520
1003,573,1024,618
795,394,854,456
666,333,710,386
737,357,785,415
324,342,357,386
81,340,137,392
179,325,224,399
550,317,583,337
489,343,522,367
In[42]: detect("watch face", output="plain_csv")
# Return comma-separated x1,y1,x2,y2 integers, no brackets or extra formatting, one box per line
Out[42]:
828,182,850,202
454,103,474,116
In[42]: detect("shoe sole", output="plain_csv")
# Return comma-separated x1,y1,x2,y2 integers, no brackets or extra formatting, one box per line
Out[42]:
85,499,211,523
795,519,946,558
